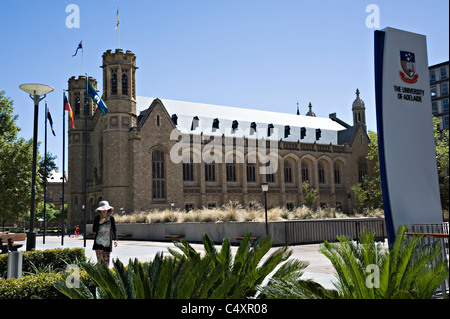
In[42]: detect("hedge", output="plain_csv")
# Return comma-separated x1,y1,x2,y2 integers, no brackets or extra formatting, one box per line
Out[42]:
0,271,95,299
0,248,86,278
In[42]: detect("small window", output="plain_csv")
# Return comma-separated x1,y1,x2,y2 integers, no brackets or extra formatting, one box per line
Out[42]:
212,118,219,129
316,129,321,140
266,164,275,183
232,120,238,132
171,114,178,125
207,203,216,209
439,66,447,80
250,122,257,133
318,164,325,184
301,167,309,183
440,82,448,97
156,114,160,127
191,116,199,130
431,85,437,98
284,125,291,138
429,69,436,82
111,72,117,95
183,163,194,181
284,163,292,183
122,73,128,95
74,96,81,117
247,164,256,182
152,150,165,200
334,167,341,184
205,162,216,182
226,164,236,182
442,98,449,113
301,127,306,139
185,203,195,211
267,124,274,137
432,101,439,114
286,202,294,211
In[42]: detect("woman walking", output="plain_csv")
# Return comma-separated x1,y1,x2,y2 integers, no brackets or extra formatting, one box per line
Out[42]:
92,200,118,266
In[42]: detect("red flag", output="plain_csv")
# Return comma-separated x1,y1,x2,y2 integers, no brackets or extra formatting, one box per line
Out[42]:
64,93,75,129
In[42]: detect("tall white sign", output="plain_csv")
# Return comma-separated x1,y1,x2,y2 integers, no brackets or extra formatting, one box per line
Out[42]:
374,27,442,244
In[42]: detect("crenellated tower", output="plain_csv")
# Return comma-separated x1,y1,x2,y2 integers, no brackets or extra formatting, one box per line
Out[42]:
100,49,138,213
67,76,97,227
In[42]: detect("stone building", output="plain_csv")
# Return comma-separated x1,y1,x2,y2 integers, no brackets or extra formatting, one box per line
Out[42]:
67,49,371,227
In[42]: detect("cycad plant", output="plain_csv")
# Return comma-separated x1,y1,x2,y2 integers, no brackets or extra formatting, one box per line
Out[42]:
55,232,307,299
259,225,449,299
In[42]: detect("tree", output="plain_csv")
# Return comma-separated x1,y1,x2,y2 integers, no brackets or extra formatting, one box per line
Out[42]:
433,117,449,212
302,181,318,209
0,90,55,224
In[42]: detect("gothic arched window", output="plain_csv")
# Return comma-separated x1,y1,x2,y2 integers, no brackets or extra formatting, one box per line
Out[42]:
122,73,128,96
75,96,81,117
152,150,165,200
111,72,117,95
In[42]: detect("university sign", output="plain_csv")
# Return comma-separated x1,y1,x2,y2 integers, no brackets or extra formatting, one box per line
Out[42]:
374,27,442,245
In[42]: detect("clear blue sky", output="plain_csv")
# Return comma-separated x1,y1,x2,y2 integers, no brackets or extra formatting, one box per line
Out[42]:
0,0,448,172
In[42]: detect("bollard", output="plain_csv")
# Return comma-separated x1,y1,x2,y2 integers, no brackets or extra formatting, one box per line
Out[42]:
7,251,23,279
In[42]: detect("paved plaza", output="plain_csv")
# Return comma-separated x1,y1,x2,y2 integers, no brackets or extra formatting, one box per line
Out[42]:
30,234,338,290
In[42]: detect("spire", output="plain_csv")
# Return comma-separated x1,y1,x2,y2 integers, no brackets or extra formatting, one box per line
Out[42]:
296,101,300,115
306,102,316,117
352,88,366,130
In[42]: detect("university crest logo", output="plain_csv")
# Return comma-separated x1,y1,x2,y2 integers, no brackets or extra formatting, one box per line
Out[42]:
399,51,419,84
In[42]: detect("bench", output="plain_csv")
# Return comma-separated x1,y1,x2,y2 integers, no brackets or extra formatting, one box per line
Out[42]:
0,233,26,253
232,236,259,243
164,234,185,241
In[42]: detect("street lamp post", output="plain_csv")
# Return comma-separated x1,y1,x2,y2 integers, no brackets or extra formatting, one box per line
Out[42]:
19,83,54,251
261,182,269,236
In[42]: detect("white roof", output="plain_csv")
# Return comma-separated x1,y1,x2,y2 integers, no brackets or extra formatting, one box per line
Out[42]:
136,96,347,144
47,170,64,183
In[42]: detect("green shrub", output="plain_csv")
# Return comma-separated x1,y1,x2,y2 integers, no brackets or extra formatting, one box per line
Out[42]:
0,271,94,299
0,248,86,278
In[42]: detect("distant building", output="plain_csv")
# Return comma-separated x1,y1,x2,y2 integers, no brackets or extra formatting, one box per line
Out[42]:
67,49,372,227
44,169,67,211
429,61,449,130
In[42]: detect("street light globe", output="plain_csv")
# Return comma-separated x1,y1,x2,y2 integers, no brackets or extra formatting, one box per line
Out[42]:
19,83,54,96
261,182,269,192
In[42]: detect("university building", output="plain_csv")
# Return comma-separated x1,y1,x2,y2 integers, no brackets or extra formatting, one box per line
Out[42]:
67,49,372,227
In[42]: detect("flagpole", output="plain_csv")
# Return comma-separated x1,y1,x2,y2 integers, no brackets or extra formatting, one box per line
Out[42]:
83,74,88,248
61,91,66,246
43,101,48,245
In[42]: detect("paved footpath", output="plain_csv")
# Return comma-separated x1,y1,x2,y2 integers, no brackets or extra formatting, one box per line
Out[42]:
30,234,337,289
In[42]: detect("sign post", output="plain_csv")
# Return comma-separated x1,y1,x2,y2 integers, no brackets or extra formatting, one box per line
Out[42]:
374,27,443,245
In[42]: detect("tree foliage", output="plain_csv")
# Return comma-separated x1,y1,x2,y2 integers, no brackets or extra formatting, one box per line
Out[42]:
0,90,56,224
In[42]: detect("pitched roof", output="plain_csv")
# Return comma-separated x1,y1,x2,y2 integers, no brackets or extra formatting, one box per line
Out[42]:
136,96,348,145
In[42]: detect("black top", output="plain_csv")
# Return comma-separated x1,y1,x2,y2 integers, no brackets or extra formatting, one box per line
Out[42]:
92,215,117,252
